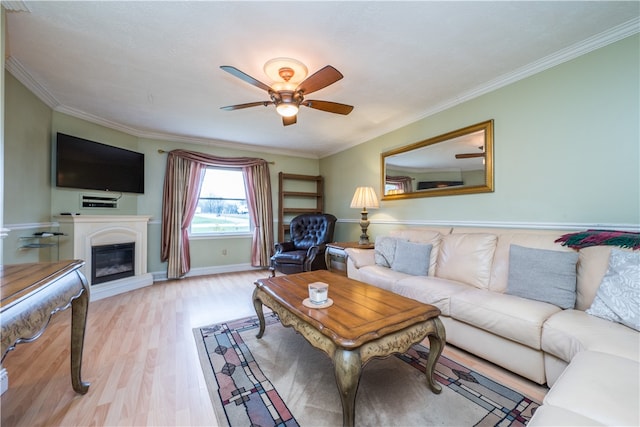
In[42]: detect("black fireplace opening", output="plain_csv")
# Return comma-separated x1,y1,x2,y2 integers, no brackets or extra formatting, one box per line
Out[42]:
91,242,135,285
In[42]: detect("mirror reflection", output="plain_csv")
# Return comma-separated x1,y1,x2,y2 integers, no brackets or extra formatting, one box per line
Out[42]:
381,120,494,199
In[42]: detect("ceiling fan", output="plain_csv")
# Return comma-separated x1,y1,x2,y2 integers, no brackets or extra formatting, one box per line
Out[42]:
455,146,485,159
220,58,354,126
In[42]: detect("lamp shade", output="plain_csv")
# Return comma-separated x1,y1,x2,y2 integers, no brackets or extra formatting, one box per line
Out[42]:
350,186,379,209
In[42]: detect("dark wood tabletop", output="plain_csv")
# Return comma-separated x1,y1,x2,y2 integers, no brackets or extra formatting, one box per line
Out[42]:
255,270,441,349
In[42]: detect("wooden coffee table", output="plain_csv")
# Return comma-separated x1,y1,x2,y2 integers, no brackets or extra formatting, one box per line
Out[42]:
253,270,445,427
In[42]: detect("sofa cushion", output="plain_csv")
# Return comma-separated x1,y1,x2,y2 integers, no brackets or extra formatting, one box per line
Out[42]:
389,228,443,276
357,265,410,291
392,276,472,316
540,351,639,427
541,309,640,363
575,246,614,310
586,249,640,331
391,241,432,276
487,230,575,293
436,233,497,289
528,404,605,426
374,236,400,267
506,245,579,309
450,289,561,349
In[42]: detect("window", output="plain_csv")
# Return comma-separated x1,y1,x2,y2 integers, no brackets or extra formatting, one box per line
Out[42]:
190,167,251,235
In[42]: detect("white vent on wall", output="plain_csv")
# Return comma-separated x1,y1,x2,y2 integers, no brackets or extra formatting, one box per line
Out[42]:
81,194,119,209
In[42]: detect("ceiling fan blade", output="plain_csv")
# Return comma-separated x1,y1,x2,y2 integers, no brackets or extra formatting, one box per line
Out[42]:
220,66,272,92
303,100,354,115
296,65,343,95
220,101,273,111
455,153,485,159
282,115,297,126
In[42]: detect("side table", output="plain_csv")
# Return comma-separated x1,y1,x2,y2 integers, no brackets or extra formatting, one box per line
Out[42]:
325,241,375,276
1,260,90,395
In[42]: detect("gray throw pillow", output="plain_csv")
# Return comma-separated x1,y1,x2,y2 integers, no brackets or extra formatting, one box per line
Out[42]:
506,245,578,309
391,241,432,276
586,249,640,331
375,236,398,267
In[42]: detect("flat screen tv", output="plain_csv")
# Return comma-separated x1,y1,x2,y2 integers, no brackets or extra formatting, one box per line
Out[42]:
56,133,145,194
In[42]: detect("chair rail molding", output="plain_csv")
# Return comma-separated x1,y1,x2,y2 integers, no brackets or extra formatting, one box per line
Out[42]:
338,218,640,232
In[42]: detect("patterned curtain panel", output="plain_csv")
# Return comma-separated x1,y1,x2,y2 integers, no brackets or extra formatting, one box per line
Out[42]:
243,163,274,267
161,149,273,279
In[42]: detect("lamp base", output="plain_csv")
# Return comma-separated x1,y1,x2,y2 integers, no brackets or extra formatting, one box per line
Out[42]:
358,210,371,245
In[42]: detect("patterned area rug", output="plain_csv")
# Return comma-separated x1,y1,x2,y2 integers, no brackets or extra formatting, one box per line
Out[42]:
194,314,540,426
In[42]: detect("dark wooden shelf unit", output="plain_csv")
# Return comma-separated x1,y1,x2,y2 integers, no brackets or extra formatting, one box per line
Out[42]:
277,172,324,242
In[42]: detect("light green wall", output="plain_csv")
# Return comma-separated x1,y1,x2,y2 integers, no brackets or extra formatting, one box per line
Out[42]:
136,136,319,273
4,34,639,269
2,75,319,270
51,113,141,215
3,72,54,263
1,8,5,263
322,34,640,242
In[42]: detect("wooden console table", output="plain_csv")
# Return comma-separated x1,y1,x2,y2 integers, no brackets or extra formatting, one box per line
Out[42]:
1,260,90,394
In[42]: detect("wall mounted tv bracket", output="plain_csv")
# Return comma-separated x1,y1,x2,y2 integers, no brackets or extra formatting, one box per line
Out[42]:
81,194,119,209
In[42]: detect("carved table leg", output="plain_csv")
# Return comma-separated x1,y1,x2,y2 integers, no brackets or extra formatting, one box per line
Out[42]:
333,348,362,427
424,317,446,394
253,287,266,338
70,284,90,394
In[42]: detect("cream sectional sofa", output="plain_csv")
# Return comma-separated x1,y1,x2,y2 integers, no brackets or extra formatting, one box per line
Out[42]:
345,227,639,426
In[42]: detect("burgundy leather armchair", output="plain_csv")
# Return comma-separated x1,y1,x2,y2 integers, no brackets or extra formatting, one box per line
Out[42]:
270,213,337,276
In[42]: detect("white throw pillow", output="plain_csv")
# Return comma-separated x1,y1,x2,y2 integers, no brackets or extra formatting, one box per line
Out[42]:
374,236,399,267
586,249,640,331
391,241,432,276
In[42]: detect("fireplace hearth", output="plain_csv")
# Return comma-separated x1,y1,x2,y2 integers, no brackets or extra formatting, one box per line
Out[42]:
91,242,135,285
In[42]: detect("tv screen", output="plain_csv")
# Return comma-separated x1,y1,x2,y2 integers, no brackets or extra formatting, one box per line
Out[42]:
56,133,145,194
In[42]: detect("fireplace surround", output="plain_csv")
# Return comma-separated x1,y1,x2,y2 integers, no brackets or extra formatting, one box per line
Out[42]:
56,215,153,301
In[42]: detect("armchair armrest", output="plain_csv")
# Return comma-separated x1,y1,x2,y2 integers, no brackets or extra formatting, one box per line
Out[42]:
304,245,320,271
274,241,296,253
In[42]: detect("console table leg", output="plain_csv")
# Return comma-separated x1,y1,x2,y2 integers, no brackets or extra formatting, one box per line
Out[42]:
252,287,266,338
424,317,446,394
70,283,90,394
333,348,362,427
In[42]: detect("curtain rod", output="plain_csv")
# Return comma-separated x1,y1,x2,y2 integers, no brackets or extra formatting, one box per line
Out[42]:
157,149,274,164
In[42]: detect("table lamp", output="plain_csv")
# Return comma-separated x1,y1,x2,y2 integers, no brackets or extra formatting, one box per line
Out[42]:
350,186,379,245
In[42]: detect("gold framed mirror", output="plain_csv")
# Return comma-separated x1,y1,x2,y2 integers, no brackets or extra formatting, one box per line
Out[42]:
381,120,494,200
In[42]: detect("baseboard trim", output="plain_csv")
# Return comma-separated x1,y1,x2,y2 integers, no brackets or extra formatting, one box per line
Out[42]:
151,263,265,282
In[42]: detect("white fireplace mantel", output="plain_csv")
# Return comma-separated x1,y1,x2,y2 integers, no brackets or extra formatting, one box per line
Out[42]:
55,215,153,301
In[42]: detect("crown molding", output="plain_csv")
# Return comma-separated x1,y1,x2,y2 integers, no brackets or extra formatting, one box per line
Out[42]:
5,17,638,160
53,104,318,159
4,56,60,108
1,1,31,13
323,17,640,158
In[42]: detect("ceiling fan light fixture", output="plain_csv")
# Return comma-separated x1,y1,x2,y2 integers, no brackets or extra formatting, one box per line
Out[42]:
276,103,299,117
264,57,308,84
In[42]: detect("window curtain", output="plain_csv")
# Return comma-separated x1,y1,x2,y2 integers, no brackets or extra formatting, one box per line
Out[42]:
161,149,274,279
385,175,414,193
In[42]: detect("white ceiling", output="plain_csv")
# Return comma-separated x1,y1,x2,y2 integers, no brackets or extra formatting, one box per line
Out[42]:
4,1,639,158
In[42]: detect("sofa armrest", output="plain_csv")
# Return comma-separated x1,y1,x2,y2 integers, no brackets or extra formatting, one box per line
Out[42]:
345,248,375,269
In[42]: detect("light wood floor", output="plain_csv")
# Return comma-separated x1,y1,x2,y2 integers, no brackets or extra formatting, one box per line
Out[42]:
1,270,547,426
